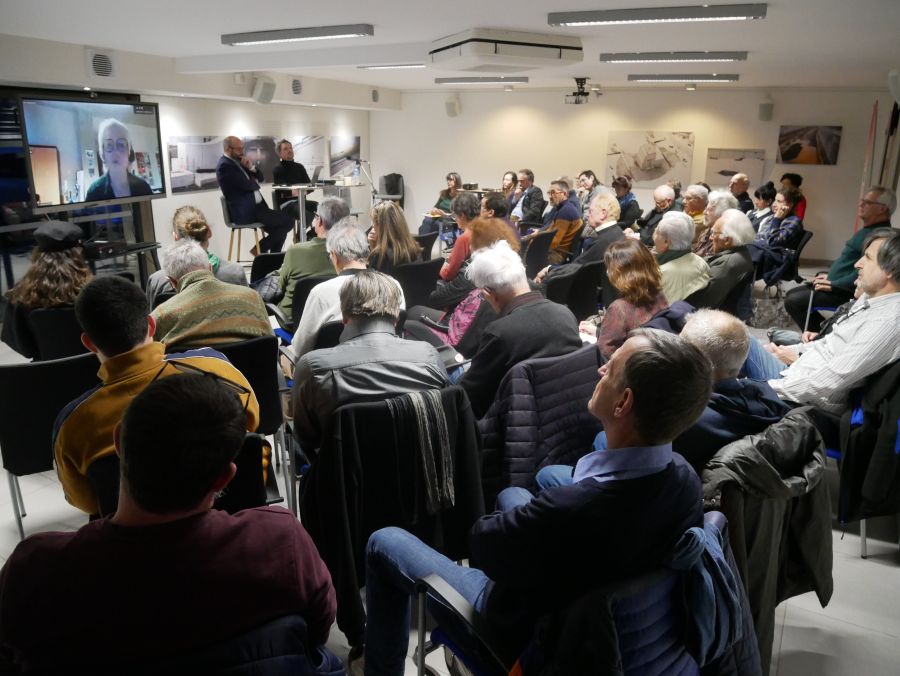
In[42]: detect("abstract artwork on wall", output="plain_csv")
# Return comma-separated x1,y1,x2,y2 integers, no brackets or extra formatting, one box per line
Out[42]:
329,135,361,177
166,135,224,193
777,125,842,165
288,135,327,175
606,131,694,188
705,148,766,189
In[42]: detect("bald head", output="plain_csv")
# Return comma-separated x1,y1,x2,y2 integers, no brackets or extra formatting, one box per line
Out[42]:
680,309,750,380
223,136,243,160
729,173,750,197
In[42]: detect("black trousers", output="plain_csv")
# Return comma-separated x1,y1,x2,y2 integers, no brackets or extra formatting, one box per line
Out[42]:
253,204,293,253
783,284,853,332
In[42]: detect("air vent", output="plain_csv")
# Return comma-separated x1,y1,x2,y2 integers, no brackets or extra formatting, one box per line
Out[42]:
291,79,303,95
371,89,379,103
85,48,116,78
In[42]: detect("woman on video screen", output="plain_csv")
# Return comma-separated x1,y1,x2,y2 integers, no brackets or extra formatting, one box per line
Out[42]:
85,118,153,201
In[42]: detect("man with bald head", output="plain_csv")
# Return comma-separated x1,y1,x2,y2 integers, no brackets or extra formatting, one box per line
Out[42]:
216,135,293,254
729,173,753,213
634,184,675,247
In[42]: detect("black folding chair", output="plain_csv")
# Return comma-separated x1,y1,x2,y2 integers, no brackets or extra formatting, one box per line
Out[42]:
27,306,88,361
523,230,556,280
249,252,286,283
393,258,444,309
413,232,439,261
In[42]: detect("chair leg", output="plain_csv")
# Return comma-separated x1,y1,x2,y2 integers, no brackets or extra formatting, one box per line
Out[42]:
281,428,297,516
228,229,236,261
237,229,243,262
417,588,427,676
254,229,261,254
7,473,24,541
860,519,867,559
803,287,815,333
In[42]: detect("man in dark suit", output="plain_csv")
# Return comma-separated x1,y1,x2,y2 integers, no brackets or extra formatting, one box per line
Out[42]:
457,240,582,417
216,136,292,255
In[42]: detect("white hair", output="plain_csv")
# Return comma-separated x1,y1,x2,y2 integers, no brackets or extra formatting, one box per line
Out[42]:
707,190,739,219
718,209,756,246
680,309,750,379
467,239,527,293
656,211,695,250
684,184,709,202
653,185,676,201
325,219,369,263
163,239,209,282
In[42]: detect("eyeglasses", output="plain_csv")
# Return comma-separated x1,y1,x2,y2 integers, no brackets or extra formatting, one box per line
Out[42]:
102,139,129,153
860,199,883,207
151,360,252,413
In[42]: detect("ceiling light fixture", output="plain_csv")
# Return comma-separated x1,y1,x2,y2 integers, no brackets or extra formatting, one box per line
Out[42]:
600,51,747,63
434,76,529,85
504,85,514,92
222,24,374,46
549,4,767,27
628,73,739,82
357,64,426,70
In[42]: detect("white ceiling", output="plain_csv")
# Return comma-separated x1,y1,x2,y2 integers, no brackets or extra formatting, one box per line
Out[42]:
2,0,899,92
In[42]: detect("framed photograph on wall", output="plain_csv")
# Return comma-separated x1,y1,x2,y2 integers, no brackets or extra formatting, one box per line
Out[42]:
606,130,694,188
777,125,842,165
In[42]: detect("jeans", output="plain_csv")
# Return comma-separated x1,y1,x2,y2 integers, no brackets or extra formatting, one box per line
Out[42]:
742,336,788,381
534,465,575,490
363,487,534,676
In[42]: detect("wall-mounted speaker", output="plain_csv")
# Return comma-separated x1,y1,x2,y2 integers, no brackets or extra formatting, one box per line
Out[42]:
371,89,380,103
85,48,115,78
445,95,460,117
251,75,276,104
758,101,774,121
291,78,303,96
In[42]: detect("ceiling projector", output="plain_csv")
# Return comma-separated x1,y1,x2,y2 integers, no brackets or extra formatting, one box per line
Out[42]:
565,77,590,105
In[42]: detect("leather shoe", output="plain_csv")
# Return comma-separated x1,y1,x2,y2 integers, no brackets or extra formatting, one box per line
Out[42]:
249,245,259,257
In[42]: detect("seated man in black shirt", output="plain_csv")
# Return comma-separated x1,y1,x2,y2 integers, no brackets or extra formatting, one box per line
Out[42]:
272,139,318,227
356,329,712,675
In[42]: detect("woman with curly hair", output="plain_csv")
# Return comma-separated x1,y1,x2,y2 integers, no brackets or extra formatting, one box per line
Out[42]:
2,221,92,358
367,200,422,277
146,205,247,308
594,238,668,359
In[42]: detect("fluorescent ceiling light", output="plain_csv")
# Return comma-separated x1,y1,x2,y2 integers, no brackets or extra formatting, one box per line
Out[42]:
600,51,747,63
357,64,425,70
222,24,374,46
549,4,767,26
628,73,739,82
435,76,529,85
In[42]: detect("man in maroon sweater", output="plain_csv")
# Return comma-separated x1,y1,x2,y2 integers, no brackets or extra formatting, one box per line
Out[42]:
0,374,337,672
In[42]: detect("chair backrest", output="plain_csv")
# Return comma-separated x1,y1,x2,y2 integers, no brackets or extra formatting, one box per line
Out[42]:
292,275,336,327
778,230,814,282
213,335,283,436
413,231,439,261
250,252,286,283
313,321,345,350
523,230,557,279
27,306,88,361
378,173,405,207
0,352,100,476
220,195,234,226
565,261,605,320
392,258,444,309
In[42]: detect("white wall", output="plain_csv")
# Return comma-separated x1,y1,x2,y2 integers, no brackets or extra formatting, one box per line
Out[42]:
371,88,895,261
145,95,370,261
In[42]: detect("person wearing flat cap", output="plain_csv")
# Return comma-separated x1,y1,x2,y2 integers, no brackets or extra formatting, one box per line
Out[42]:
1,221,92,359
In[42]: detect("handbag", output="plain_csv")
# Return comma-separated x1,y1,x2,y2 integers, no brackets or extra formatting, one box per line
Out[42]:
250,272,284,304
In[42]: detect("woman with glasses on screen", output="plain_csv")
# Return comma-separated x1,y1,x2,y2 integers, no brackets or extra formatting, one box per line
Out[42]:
85,118,153,201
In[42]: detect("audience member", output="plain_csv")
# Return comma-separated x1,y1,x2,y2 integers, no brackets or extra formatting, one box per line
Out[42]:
53,275,259,515
419,171,461,236
216,136,292,255
480,190,518,239
276,196,350,315
440,192,480,280
292,270,447,453
780,172,807,219
152,240,271,348
748,185,805,284
653,211,710,303
271,138,318,225
675,309,791,472
783,186,894,331
686,209,755,312
290,220,404,358
576,169,603,220
1,221,91,359
634,184,675,246
357,330,711,676
745,228,900,414
2,374,336,671
748,181,776,232
612,175,641,230
500,170,517,205
458,241,581,417
522,177,583,264
694,189,739,257
668,179,684,211
367,200,421,277
534,192,623,284
594,239,669,359
146,206,246,308
509,168,544,224
729,173,753,213
681,184,709,240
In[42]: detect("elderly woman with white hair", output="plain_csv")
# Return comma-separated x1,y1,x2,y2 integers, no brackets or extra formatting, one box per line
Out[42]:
85,118,153,201
685,209,756,317
653,211,711,302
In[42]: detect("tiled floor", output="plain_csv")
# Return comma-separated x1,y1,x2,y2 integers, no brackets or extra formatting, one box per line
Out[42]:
1,269,898,675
